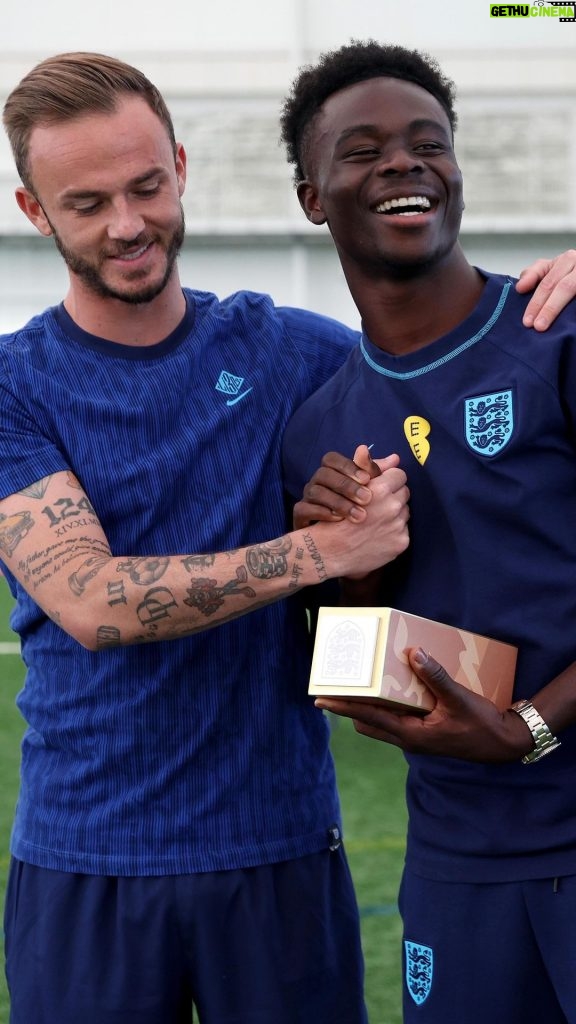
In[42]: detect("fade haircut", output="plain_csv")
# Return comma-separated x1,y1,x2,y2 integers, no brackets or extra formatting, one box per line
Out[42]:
280,39,458,184
3,51,177,191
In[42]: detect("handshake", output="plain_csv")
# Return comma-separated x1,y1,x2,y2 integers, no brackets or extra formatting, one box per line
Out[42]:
294,444,410,583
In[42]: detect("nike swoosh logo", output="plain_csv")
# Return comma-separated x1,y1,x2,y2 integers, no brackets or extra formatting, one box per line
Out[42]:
226,388,253,406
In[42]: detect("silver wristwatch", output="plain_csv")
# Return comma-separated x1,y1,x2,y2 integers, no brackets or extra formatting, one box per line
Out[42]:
510,699,561,764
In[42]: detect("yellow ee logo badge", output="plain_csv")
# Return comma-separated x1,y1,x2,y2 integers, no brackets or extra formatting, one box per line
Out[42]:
404,416,431,465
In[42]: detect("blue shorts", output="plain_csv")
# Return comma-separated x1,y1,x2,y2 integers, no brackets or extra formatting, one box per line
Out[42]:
4,848,367,1024
400,868,576,1024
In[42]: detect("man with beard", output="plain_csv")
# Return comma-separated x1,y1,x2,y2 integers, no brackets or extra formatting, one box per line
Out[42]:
0,51,573,1024
0,52,413,1024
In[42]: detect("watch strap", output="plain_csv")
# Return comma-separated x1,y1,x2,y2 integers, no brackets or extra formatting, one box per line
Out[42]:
510,699,561,764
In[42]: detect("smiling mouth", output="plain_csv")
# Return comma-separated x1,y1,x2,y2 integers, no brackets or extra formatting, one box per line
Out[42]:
375,196,432,217
110,242,153,262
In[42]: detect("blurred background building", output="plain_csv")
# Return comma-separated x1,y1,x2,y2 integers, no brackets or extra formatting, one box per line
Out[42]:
0,0,574,331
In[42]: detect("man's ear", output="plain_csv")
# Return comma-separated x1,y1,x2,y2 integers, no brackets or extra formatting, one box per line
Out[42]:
296,180,327,226
175,142,186,197
15,187,53,237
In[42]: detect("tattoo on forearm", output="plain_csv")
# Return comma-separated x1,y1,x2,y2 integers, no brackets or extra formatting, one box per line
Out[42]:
117,556,170,585
41,495,97,532
181,553,216,572
19,477,52,499
17,536,110,592
302,532,328,581
184,566,256,617
0,510,34,556
23,473,84,496
96,625,121,649
289,544,305,590
137,586,178,626
68,555,109,596
245,537,291,579
107,580,127,607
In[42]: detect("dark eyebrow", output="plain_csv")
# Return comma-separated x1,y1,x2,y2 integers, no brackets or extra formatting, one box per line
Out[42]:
335,124,380,146
335,118,451,146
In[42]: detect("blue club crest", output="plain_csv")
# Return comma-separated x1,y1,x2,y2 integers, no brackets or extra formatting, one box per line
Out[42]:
465,390,513,457
405,940,433,1005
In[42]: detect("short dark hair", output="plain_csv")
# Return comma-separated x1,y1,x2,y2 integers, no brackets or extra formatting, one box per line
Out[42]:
280,39,458,184
3,52,177,192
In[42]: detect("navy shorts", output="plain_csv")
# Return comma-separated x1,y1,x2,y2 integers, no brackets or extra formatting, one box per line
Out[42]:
4,847,367,1024
400,868,576,1024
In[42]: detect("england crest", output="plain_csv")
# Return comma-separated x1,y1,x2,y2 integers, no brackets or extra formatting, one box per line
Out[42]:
405,940,433,1005
465,390,513,457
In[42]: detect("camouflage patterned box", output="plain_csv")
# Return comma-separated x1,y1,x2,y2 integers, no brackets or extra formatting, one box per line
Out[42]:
309,607,517,713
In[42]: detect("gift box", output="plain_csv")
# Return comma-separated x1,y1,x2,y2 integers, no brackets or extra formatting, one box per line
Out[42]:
309,607,517,713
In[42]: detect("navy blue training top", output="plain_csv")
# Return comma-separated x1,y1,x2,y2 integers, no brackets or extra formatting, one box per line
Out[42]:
0,288,356,875
283,271,576,883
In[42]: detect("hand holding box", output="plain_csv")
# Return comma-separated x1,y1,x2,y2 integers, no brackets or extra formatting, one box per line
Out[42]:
309,607,517,713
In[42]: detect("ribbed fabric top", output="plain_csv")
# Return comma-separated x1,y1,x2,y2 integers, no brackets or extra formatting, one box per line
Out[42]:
0,288,357,875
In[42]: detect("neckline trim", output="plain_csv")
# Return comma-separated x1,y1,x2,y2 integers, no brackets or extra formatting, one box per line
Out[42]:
359,279,512,380
53,292,195,360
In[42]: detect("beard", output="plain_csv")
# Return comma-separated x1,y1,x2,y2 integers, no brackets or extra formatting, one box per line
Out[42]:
50,207,186,305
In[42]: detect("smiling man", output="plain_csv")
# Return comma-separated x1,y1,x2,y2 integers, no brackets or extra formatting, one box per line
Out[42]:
281,41,576,1024
0,52,414,1024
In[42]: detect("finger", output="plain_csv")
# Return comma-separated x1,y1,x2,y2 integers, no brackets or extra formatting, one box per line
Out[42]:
515,258,554,293
370,466,409,498
320,450,374,485
353,444,382,479
303,474,372,516
292,500,346,529
517,251,576,330
407,647,463,701
516,250,576,292
352,720,405,748
528,273,576,331
315,697,405,728
371,453,401,473
315,698,416,749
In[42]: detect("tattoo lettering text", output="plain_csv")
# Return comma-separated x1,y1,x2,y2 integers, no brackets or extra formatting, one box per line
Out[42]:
289,545,305,590
42,495,97,528
302,532,328,581
17,537,110,592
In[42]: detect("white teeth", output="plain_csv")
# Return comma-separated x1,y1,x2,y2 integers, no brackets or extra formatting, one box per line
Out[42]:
117,244,150,261
375,196,432,214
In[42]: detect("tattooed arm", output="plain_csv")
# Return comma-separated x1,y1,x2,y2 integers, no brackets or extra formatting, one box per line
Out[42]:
0,468,409,650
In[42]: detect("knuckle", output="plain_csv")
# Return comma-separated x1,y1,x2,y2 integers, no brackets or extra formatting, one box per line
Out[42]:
302,483,317,502
321,451,346,471
426,660,448,685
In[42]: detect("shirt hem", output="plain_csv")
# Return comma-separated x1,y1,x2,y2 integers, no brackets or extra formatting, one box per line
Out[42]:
406,850,576,884
11,827,341,876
